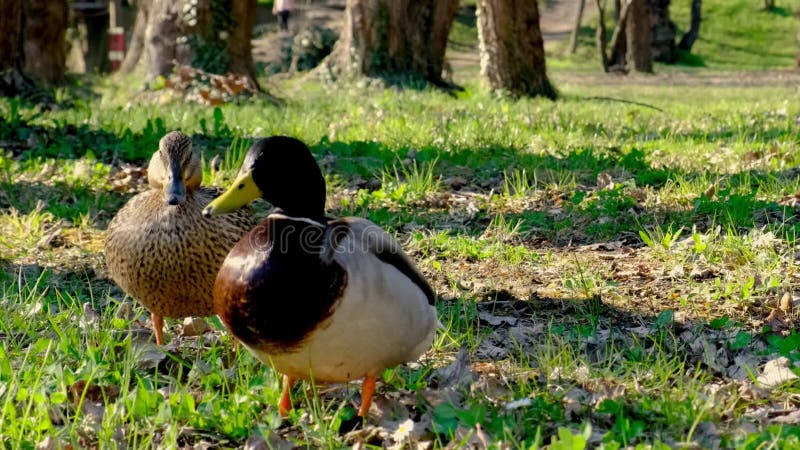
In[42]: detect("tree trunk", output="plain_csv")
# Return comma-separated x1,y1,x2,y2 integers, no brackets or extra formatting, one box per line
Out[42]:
476,0,556,99
120,0,149,74
120,0,259,89
321,0,459,87
569,0,587,54
597,0,629,72
626,0,653,72
228,0,258,84
648,0,676,63
22,0,69,84
143,0,180,81
764,0,775,10
595,0,609,70
678,0,701,51
1,0,67,96
609,0,630,68
0,0,23,73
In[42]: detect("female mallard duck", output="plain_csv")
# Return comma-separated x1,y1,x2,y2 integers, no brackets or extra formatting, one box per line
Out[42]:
105,131,256,345
202,136,438,418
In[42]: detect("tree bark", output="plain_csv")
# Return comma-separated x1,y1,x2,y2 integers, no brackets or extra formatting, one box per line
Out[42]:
120,0,149,74
596,0,630,72
120,0,259,89
476,0,556,98
595,0,609,70
678,0,701,51
22,0,69,84
609,0,630,68
0,0,23,73
1,0,67,96
569,0,587,54
228,0,258,84
626,0,652,72
321,0,459,87
648,0,676,63
143,0,180,81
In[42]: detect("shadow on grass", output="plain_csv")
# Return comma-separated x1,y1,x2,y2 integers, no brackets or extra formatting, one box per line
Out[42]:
3,126,800,246
673,49,706,67
315,139,800,245
696,36,792,60
0,179,130,225
439,289,777,446
763,5,793,17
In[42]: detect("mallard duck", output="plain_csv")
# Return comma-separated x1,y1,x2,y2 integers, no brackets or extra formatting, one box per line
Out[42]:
202,136,438,418
105,131,256,345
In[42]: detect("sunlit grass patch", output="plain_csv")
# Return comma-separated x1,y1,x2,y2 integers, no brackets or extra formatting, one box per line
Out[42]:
0,204,58,257
2,58,800,447
411,229,538,266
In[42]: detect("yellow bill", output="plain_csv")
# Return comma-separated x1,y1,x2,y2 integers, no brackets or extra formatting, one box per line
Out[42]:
203,170,261,217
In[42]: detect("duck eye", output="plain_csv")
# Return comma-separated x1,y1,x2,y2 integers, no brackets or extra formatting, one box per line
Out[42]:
238,183,245,190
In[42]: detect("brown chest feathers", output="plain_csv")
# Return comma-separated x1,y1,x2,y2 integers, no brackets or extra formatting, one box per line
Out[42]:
213,215,348,353
105,186,256,318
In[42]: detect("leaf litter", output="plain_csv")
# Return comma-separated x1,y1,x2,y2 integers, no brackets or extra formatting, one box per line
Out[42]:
7,134,800,447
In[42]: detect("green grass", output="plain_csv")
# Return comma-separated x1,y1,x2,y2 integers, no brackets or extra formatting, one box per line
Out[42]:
3,8,800,446
4,78,798,447
670,0,800,69
547,0,800,70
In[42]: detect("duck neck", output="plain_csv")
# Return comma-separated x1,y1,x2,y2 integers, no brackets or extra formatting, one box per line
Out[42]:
277,206,326,225
271,175,327,224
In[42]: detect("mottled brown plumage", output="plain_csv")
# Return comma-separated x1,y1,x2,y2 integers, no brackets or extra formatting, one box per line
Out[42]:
105,131,256,345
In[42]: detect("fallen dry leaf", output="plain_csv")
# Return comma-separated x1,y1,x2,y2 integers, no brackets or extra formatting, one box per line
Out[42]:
79,302,101,330
739,380,769,401
243,432,294,450
757,357,799,388
132,339,167,370
431,348,474,391
443,176,468,190
780,291,793,314
703,184,717,199
691,421,722,449
36,436,73,450
562,387,590,420
477,311,518,327
772,409,800,424
444,424,494,450
690,266,717,281
180,317,211,337
70,380,120,404
596,171,614,191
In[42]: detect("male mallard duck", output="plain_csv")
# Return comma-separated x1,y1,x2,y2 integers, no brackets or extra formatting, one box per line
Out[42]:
105,131,256,345
202,136,438,418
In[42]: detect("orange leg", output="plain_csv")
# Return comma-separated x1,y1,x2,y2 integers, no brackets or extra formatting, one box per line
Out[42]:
279,375,295,418
358,375,377,417
151,312,165,346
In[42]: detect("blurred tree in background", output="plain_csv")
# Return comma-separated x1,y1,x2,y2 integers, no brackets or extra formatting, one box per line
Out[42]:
0,0,68,96
476,0,556,99
320,0,459,87
120,0,259,89
626,0,653,72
